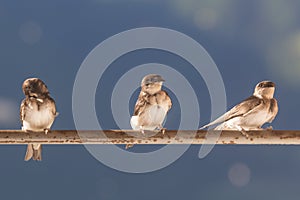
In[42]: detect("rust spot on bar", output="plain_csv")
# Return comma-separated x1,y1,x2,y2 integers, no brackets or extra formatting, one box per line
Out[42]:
195,135,205,139
280,136,299,139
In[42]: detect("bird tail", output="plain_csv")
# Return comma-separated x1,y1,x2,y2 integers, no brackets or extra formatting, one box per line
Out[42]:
214,123,225,130
199,115,227,130
199,124,211,130
24,144,42,161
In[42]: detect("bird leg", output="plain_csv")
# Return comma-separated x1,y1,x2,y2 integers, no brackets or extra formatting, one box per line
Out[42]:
157,125,166,135
139,126,145,136
44,128,50,135
235,125,249,139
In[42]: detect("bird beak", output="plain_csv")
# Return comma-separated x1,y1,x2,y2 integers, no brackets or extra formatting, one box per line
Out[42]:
264,82,275,88
36,98,44,103
28,92,39,98
153,76,165,83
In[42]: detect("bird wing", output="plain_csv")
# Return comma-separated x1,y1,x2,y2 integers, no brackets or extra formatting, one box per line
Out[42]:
157,90,172,111
48,97,58,117
200,95,263,129
20,98,27,123
267,98,278,123
133,92,149,116
133,90,172,116
164,90,172,111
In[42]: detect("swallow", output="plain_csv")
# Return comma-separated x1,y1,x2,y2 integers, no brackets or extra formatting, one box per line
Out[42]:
127,74,172,148
199,81,278,137
20,78,58,161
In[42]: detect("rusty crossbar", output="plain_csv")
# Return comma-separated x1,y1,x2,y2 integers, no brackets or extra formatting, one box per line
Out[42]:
0,130,298,145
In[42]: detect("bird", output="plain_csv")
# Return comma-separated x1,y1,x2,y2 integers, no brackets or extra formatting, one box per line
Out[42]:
199,80,278,137
20,78,58,161
127,74,172,149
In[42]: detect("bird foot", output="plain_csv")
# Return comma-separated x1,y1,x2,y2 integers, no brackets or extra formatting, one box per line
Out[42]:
160,128,166,135
240,130,249,139
139,126,145,136
235,125,249,139
44,128,50,135
156,124,166,135
266,126,273,131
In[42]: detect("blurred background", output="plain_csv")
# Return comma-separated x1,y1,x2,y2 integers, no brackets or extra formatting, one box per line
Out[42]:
0,0,300,199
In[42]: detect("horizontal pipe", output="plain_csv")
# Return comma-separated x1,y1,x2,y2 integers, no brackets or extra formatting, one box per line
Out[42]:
0,130,298,145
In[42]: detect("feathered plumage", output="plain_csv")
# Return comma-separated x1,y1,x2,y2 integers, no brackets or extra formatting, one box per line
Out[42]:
200,81,278,134
127,74,172,148
20,78,58,161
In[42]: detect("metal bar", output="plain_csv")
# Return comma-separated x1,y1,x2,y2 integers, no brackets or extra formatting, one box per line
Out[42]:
0,130,298,145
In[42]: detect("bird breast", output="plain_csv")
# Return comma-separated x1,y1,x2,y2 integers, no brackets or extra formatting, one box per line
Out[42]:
131,103,169,130
243,109,273,127
23,101,55,131
145,103,168,125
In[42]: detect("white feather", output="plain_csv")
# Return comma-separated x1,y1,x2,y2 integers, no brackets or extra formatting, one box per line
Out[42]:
130,104,168,130
22,101,55,131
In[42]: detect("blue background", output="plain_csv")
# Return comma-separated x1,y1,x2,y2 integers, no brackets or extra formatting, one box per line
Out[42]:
0,0,300,199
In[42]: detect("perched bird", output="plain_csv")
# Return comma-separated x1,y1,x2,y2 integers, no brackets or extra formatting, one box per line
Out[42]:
20,78,58,161
127,74,172,148
199,81,278,137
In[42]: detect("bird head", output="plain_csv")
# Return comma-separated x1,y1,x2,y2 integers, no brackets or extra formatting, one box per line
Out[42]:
253,80,275,99
22,78,49,99
141,74,165,95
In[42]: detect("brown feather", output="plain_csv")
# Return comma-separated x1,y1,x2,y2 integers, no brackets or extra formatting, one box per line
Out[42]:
223,95,263,122
133,90,171,116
